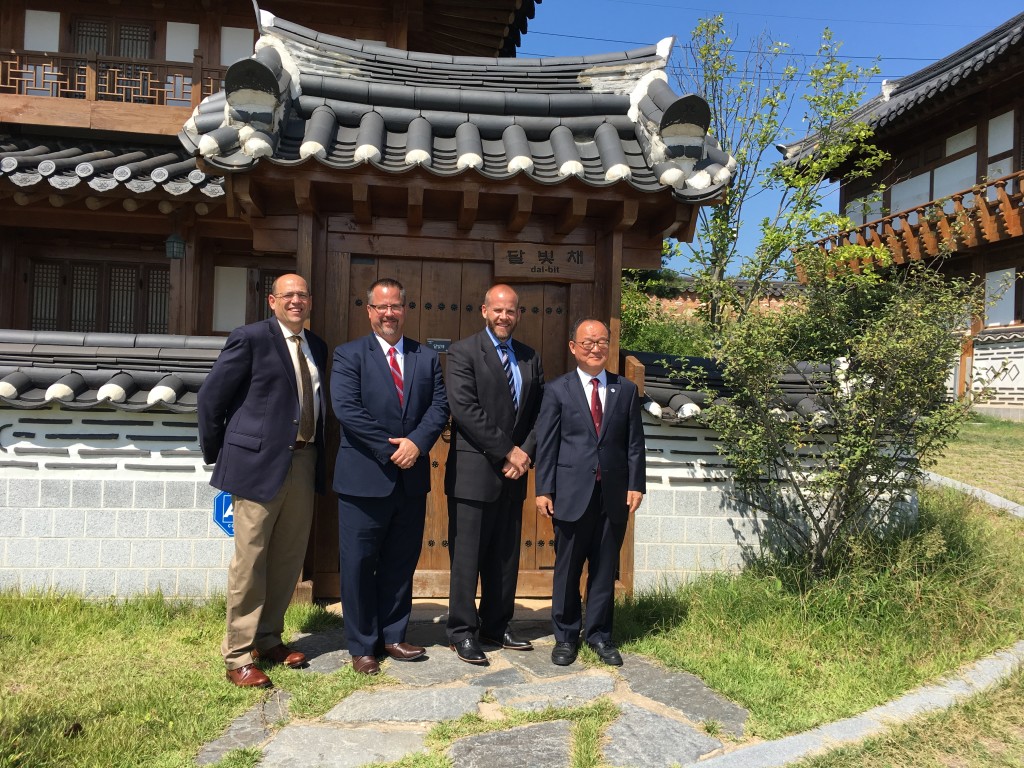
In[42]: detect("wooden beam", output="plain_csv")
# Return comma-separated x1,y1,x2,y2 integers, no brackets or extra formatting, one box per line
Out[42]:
85,196,117,211
972,191,1000,243
122,198,151,212
555,197,587,235
234,175,264,219
458,188,479,231
407,185,423,230
507,191,532,233
996,181,1023,237
158,200,183,215
13,190,49,206
352,182,372,225
649,205,689,240
606,199,639,233
48,194,84,208
294,178,318,215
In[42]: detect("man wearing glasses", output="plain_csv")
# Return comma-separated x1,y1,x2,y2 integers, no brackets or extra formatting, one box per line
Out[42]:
534,318,645,668
330,278,449,675
199,274,328,688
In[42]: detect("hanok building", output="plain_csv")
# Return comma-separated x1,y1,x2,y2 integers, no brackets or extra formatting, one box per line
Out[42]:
786,11,1024,417
0,0,741,598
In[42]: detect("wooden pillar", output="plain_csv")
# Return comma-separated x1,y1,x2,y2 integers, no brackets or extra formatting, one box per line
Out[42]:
594,230,624,373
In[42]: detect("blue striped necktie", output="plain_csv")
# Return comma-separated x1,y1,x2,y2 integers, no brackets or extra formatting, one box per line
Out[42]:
498,344,518,410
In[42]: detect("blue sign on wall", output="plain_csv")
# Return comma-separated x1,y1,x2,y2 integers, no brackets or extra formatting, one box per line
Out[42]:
213,491,234,537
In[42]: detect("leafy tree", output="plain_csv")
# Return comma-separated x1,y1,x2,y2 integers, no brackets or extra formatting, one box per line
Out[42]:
701,249,984,576
671,16,888,328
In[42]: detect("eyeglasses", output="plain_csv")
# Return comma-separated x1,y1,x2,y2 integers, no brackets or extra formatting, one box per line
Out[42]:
368,303,405,313
273,292,310,301
572,339,610,351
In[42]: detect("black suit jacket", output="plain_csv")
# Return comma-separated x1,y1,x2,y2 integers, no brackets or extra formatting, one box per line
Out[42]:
197,318,329,503
534,370,645,524
330,333,449,498
444,330,544,503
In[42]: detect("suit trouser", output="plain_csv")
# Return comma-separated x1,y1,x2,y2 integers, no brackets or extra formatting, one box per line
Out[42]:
337,479,426,656
222,446,317,669
446,485,524,643
551,483,627,645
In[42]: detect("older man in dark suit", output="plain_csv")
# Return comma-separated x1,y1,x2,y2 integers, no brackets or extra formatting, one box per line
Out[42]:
535,318,645,667
331,278,449,675
198,273,328,688
444,284,544,664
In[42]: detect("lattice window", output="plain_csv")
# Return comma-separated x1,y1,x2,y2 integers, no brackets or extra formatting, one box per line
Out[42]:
28,259,170,334
70,263,99,333
108,266,138,333
148,268,170,334
118,23,152,59
74,19,109,56
31,262,60,331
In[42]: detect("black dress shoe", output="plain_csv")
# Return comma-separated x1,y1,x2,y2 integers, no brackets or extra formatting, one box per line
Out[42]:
450,637,488,665
588,641,623,666
551,641,579,666
480,630,533,651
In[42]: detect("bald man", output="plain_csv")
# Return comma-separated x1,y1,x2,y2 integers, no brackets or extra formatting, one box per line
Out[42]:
444,284,544,664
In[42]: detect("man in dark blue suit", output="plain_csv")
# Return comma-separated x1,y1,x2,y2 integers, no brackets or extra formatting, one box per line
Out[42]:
331,278,449,675
198,274,328,688
535,318,645,667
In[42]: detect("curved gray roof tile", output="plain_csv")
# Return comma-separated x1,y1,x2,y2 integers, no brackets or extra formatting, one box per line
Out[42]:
179,9,735,203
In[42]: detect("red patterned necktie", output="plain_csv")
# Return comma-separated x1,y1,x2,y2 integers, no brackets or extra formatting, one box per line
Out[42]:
388,346,404,406
590,378,602,433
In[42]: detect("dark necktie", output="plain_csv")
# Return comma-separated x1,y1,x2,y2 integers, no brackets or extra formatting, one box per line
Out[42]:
590,377,602,433
388,346,404,406
289,335,314,441
498,343,518,410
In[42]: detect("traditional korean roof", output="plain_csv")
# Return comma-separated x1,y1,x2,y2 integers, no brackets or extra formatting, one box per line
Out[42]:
411,0,542,58
0,331,224,413
0,134,225,203
178,7,736,203
781,11,1024,162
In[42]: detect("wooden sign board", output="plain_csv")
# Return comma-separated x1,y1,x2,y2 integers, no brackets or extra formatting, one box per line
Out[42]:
494,243,595,282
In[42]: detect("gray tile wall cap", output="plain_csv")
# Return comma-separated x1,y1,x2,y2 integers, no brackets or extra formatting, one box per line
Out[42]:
781,12,1024,160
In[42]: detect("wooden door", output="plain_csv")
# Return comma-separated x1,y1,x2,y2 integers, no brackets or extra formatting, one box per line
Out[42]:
333,254,573,597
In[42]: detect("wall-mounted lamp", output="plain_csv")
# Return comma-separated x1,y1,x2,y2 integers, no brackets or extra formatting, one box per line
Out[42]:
165,231,186,260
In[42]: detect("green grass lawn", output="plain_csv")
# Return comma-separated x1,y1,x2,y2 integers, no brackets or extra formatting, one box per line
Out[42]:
930,413,1024,505
4,413,1024,767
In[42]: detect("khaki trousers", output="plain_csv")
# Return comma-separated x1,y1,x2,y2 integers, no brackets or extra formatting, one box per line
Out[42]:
222,446,317,669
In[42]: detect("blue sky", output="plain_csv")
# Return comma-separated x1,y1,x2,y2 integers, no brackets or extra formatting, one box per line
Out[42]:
516,0,1021,271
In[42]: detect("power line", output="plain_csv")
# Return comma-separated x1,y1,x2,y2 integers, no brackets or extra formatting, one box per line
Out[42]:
523,30,949,63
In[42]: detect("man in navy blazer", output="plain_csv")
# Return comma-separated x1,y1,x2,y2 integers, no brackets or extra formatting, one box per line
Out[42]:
198,273,328,688
535,318,645,667
444,284,544,664
331,278,449,675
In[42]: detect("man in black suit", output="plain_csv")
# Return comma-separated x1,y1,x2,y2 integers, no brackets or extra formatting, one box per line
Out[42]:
198,273,328,688
331,278,449,675
535,318,645,667
444,284,544,664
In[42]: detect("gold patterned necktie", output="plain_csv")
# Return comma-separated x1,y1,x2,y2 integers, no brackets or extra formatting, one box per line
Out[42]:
290,335,314,441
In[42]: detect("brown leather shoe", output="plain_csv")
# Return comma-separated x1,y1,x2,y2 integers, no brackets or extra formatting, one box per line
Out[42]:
351,655,380,675
253,644,306,668
384,642,426,661
226,664,272,688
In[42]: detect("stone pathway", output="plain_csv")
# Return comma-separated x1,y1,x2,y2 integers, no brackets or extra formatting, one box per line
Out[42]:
196,619,747,768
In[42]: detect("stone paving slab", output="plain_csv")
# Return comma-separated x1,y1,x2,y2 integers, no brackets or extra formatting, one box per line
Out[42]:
619,656,748,737
384,645,511,685
261,725,427,768
602,702,723,768
291,631,349,674
492,672,615,711
503,643,583,678
324,686,485,723
195,690,291,765
447,719,572,768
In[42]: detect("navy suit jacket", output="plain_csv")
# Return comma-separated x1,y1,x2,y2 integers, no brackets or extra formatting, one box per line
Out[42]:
197,318,329,503
444,329,544,503
534,370,646,524
331,334,449,498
